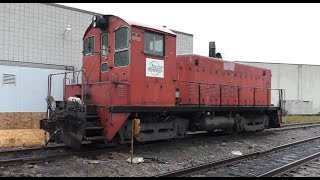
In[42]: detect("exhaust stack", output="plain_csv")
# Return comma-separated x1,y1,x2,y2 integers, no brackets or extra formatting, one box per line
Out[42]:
209,41,216,58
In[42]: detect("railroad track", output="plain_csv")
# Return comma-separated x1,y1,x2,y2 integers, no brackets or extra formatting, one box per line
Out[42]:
156,135,320,177
1,121,319,168
0,143,117,167
258,152,320,177
272,121,320,131
281,157,320,177
0,131,232,167
281,121,320,127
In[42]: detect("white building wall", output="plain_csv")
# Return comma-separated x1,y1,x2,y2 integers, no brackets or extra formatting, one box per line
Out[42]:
0,65,67,112
172,30,193,55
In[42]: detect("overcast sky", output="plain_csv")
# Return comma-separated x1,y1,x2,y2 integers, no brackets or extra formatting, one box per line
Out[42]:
60,3,320,65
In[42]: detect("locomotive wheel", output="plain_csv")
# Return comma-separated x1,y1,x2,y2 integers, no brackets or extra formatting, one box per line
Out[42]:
125,129,133,140
177,124,185,136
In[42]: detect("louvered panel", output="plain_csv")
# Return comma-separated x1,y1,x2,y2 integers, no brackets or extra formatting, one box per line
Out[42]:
189,83,194,95
118,85,125,97
3,74,16,85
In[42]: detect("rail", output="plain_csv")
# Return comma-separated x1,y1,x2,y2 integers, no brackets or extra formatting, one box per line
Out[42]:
258,151,320,177
155,135,320,177
2,122,319,172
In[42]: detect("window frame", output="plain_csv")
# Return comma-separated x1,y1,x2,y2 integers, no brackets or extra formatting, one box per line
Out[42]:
113,26,130,68
83,35,95,57
101,62,109,73
144,31,165,57
114,50,130,68
101,33,109,56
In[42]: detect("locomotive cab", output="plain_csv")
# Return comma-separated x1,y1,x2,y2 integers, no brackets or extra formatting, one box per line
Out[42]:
43,14,183,148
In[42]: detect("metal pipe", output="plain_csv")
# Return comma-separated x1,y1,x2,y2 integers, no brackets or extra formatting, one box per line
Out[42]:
63,74,67,101
238,85,240,107
279,89,281,108
131,119,134,163
220,85,222,107
47,75,51,97
198,83,201,109
283,89,286,113
267,88,269,108
253,88,256,108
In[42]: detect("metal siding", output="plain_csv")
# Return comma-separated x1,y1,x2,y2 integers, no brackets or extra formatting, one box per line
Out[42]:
0,65,66,112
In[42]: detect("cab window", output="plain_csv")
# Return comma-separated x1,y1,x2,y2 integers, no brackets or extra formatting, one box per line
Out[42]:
144,31,164,56
83,36,94,56
101,33,108,56
101,62,108,72
114,27,129,67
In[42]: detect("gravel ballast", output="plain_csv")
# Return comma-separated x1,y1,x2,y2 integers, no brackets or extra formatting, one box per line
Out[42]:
1,126,320,177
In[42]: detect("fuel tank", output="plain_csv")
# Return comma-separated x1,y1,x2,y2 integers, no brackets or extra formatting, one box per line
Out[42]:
199,114,235,131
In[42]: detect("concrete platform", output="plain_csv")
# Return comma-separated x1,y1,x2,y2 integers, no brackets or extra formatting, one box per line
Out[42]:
0,129,48,148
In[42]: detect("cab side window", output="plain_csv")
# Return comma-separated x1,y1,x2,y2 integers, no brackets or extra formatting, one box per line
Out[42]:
101,33,108,56
83,36,94,56
144,31,164,56
114,27,129,67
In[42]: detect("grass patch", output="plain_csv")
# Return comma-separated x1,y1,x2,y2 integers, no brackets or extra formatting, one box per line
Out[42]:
282,115,320,124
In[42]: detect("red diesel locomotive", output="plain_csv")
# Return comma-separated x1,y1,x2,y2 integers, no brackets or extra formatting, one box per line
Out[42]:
41,14,284,148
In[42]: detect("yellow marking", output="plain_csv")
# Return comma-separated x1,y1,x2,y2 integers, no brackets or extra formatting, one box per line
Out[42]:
134,119,140,137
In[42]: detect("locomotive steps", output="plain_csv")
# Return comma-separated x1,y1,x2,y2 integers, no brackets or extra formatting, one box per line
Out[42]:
83,104,105,142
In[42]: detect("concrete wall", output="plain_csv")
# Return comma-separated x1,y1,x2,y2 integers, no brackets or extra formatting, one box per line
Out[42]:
171,30,193,55
0,3,93,71
0,3,195,69
237,61,320,115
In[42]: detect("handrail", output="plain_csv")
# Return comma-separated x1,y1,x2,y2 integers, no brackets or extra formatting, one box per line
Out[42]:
86,50,102,79
174,79,285,111
47,69,87,113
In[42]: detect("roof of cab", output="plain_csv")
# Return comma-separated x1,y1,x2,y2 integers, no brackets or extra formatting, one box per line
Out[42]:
84,14,176,37
125,18,176,36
